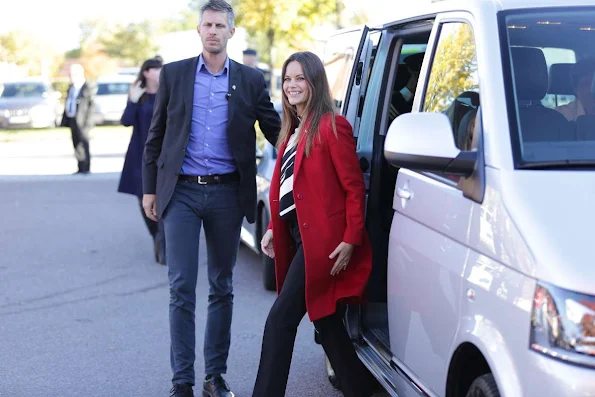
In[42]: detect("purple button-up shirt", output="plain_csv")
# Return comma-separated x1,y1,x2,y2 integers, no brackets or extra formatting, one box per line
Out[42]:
180,56,235,176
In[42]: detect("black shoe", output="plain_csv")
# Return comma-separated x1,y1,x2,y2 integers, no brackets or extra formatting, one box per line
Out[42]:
203,375,234,397
170,383,193,397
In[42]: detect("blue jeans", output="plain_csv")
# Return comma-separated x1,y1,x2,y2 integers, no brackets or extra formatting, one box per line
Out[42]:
163,180,244,385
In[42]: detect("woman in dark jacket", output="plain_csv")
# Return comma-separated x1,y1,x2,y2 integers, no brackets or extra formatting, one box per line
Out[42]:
118,57,165,264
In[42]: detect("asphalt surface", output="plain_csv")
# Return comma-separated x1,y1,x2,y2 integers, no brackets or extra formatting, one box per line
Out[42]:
0,127,349,397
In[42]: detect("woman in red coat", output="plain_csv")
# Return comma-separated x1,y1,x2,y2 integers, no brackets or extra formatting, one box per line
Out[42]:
252,51,373,397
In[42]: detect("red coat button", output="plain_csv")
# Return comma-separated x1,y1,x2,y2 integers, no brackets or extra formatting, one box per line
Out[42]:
297,193,303,200
303,223,309,229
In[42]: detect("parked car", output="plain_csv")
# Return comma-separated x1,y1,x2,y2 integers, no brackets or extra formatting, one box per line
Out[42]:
93,74,135,125
0,78,62,129
240,101,282,291
319,0,595,396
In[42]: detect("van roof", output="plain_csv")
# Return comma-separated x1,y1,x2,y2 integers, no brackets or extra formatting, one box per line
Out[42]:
374,0,595,27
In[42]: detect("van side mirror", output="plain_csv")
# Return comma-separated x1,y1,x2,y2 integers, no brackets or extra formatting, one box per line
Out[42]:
384,113,476,177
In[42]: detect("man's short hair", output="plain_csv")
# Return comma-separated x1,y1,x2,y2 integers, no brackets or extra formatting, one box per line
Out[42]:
243,49,257,56
200,0,235,28
571,58,595,88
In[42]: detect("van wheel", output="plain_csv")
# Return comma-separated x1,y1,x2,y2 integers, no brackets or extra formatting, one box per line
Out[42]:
260,210,276,291
465,374,500,397
325,354,341,390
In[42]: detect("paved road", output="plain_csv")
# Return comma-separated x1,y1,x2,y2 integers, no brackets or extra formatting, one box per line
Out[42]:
0,127,350,397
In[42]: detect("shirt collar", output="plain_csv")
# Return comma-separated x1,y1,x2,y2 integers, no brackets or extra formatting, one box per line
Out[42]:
198,55,229,76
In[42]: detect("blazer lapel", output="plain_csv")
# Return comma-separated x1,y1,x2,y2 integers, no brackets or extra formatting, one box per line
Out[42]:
227,60,242,130
184,57,199,130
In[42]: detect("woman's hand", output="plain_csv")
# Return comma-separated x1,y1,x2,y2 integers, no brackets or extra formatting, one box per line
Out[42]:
329,242,354,276
261,229,275,258
129,81,146,103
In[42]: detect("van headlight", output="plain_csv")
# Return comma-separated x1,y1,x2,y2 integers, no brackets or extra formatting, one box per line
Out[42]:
531,282,595,368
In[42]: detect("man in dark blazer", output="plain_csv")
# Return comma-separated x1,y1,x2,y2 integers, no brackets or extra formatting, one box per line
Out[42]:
61,63,96,174
142,1,280,396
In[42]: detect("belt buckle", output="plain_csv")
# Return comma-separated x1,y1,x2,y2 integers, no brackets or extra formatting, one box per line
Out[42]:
197,176,207,185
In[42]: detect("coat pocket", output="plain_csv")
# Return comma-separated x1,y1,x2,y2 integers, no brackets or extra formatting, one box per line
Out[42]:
328,209,346,220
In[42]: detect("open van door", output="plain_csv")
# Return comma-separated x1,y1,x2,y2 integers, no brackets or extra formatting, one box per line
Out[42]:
322,26,374,138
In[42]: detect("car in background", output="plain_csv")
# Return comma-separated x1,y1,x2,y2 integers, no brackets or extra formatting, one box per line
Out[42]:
240,101,282,291
0,78,62,129
93,74,135,125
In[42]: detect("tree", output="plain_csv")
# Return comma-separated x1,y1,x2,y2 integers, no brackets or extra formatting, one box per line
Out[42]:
424,23,478,113
99,20,159,66
0,30,61,77
184,0,341,70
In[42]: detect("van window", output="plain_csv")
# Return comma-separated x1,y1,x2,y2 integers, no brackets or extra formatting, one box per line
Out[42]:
423,22,480,152
96,82,130,96
502,8,595,167
323,30,361,113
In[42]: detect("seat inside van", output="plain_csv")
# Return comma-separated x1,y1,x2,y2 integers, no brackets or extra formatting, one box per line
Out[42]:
510,47,574,141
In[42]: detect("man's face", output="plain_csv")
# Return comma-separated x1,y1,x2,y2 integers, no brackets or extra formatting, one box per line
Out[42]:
575,73,595,110
198,10,235,55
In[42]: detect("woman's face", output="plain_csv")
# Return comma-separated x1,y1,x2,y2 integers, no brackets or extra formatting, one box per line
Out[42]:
283,61,310,113
143,67,161,85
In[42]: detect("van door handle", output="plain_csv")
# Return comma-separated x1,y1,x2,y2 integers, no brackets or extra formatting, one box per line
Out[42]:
396,187,413,200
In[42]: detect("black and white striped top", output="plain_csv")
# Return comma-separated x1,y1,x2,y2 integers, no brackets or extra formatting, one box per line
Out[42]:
279,130,299,219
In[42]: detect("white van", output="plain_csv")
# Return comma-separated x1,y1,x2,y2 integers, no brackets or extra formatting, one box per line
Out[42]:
320,0,595,396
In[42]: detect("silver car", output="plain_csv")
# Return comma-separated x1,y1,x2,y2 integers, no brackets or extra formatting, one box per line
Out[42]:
93,75,135,125
0,79,62,129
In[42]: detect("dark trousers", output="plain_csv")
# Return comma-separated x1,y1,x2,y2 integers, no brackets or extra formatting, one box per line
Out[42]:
69,118,90,172
138,198,166,262
163,180,244,385
253,221,370,397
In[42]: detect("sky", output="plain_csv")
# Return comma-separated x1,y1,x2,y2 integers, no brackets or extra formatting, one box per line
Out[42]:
2,0,404,53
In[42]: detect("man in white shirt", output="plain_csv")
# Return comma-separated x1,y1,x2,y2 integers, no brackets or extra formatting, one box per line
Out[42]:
61,64,96,174
556,58,595,121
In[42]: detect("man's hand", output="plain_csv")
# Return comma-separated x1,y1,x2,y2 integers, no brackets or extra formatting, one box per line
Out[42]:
129,81,146,103
142,194,158,221
261,229,274,258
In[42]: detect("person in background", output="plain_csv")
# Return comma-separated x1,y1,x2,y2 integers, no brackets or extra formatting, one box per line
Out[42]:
243,48,271,89
253,51,374,397
119,57,165,265
61,63,95,174
556,58,595,121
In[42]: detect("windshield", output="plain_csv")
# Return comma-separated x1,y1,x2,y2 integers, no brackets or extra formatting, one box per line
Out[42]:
502,8,595,167
0,83,47,98
96,82,130,96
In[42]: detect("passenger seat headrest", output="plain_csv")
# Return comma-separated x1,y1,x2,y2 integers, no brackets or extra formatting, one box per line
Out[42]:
511,47,548,100
549,63,574,96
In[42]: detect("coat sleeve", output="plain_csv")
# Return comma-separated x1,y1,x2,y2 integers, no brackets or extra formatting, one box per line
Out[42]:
255,72,281,147
326,115,366,246
120,100,140,127
143,66,169,195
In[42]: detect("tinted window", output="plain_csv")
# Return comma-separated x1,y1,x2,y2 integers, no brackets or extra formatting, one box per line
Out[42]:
0,83,47,98
96,82,130,96
503,8,595,166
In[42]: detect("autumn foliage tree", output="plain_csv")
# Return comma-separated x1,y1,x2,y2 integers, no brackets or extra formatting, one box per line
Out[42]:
424,23,478,113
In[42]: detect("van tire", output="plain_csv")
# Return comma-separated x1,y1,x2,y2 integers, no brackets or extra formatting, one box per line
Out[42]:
465,374,500,397
261,210,276,291
325,354,341,390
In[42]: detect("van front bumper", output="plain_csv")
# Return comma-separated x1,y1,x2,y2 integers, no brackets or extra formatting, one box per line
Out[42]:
524,351,594,396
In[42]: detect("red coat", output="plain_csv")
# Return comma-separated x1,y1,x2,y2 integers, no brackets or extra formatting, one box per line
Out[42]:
269,114,372,321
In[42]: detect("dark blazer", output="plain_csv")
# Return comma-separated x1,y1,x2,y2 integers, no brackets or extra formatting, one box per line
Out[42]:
143,57,281,223
60,82,96,131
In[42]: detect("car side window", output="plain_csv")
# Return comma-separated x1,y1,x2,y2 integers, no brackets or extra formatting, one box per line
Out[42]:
423,22,480,153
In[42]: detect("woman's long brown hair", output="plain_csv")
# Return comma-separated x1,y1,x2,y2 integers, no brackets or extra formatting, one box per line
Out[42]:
278,51,336,156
